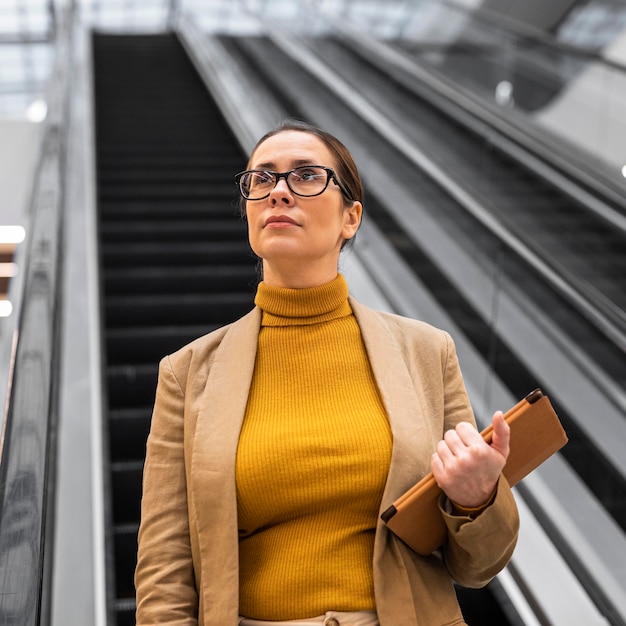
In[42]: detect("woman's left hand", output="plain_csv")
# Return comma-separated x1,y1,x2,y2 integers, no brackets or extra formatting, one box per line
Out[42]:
431,411,510,508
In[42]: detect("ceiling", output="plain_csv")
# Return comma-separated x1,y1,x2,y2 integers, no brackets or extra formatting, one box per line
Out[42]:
3,0,626,119
0,0,261,118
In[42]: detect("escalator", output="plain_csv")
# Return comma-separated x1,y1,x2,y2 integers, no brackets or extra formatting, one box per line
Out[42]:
92,33,257,625
3,4,624,625
90,19,626,626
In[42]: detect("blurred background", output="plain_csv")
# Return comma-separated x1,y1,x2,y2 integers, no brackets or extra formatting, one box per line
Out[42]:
0,1,625,624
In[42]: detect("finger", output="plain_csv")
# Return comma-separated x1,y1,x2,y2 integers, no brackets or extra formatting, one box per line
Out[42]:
431,452,444,476
454,421,483,447
490,410,510,458
443,427,477,458
443,428,464,454
436,438,455,465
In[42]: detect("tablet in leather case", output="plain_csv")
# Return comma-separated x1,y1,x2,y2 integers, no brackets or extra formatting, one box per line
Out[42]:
381,389,568,555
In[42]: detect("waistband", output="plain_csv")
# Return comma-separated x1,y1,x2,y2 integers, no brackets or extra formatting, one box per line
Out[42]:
239,610,378,626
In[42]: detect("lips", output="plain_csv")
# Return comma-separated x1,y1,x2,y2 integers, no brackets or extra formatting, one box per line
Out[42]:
264,215,299,227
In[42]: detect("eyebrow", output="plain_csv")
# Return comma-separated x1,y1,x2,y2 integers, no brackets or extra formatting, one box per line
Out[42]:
252,158,319,170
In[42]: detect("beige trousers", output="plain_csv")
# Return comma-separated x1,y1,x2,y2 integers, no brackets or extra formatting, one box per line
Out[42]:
239,610,379,626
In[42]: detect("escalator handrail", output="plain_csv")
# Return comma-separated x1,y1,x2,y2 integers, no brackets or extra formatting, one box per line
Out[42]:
0,9,70,626
318,3,626,225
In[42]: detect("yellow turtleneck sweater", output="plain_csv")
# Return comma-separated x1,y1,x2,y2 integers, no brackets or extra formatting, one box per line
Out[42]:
236,274,392,621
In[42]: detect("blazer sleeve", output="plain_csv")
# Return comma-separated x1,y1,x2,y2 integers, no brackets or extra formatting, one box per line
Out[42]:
135,356,199,625
438,333,519,587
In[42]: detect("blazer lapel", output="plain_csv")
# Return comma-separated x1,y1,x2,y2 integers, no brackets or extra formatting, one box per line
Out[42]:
351,299,435,626
350,299,435,508
191,307,261,623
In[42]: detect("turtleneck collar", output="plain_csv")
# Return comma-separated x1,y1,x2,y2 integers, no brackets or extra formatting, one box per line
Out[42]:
255,274,352,326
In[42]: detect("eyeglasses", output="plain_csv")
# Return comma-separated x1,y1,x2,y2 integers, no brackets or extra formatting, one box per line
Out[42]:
235,165,352,201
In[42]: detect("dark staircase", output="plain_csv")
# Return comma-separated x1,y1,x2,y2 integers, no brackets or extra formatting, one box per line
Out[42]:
93,33,258,625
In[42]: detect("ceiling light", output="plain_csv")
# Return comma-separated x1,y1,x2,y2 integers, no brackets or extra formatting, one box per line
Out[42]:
26,99,47,123
0,301,13,317
0,263,17,278
495,81,514,107
0,226,26,244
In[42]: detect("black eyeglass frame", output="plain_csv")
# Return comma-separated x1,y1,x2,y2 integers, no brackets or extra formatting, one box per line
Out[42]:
235,165,353,201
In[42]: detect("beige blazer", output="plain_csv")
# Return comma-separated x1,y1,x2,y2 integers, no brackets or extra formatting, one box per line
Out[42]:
135,298,519,626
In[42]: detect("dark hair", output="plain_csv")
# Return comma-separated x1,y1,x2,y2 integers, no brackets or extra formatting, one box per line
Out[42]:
238,119,364,249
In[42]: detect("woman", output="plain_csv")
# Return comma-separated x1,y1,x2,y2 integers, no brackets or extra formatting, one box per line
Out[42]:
135,120,519,626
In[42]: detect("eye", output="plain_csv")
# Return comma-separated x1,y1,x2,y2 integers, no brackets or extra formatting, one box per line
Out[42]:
245,170,274,189
292,166,324,182
250,171,274,186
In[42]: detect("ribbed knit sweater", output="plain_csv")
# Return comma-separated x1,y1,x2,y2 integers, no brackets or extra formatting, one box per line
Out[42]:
236,274,392,621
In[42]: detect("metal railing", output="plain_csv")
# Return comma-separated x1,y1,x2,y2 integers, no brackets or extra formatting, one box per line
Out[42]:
0,9,70,626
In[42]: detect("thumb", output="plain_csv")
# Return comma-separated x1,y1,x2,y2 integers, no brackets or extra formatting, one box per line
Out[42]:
490,410,510,460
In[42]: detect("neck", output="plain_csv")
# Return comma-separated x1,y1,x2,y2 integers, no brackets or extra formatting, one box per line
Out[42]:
262,261,339,289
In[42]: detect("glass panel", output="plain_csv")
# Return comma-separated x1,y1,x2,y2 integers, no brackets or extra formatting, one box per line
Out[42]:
556,0,626,51
308,0,626,185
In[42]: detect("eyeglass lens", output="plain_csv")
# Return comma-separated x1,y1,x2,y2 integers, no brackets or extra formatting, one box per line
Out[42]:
240,166,330,199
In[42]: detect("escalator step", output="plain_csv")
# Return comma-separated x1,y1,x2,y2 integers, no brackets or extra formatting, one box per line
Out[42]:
99,219,248,243
111,461,144,525
105,292,254,327
107,364,159,410
101,241,255,269
114,602,136,626
106,325,221,365
99,168,239,184
104,265,256,296
99,182,236,201
109,409,152,462
99,198,244,218
113,523,140,601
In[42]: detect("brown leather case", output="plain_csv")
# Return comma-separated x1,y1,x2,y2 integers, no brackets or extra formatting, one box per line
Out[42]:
381,389,568,555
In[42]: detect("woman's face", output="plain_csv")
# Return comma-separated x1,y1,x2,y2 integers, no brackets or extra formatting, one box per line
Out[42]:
245,130,362,287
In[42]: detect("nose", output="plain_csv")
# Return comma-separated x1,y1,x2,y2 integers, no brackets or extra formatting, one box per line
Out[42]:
268,178,294,205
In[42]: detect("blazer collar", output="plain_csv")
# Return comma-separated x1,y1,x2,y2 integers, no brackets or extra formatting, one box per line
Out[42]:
191,307,261,623
201,299,435,507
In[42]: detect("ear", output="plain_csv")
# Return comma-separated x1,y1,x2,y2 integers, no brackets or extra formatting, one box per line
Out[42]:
341,201,362,240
